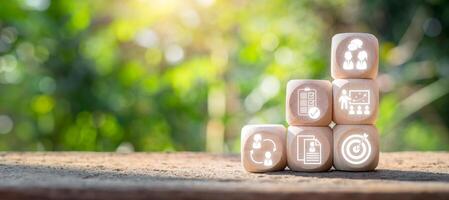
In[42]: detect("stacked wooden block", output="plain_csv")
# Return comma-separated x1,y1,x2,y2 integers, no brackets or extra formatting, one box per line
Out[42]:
241,33,379,172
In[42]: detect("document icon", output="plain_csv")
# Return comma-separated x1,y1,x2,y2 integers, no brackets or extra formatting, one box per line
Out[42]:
297,135,322,165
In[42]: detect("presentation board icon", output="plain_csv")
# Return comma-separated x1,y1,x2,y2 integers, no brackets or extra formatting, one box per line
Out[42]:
333,79,378,125
339,89,371,116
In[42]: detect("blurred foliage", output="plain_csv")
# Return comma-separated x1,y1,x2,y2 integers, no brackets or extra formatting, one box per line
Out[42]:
0,0,448,152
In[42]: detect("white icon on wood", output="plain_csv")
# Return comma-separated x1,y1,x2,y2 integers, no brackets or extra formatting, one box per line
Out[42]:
297,135,322,165
342,38,368,71
341,133,372,165
339,89,370,115
249,134,277,166
298,87,321,119
264,152,272,166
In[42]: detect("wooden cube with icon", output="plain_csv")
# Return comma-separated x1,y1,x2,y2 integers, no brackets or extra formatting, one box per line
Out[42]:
241,124,287,173
333,125,379,171
286,126,333,172
332,79,379,125
286,80,332,126
331,33,378,79
242,33,380,173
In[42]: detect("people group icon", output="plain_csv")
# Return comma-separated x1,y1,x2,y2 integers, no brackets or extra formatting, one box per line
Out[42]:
339,89,370,116
343,39,368,71
250,134,276,167
347,105,370,115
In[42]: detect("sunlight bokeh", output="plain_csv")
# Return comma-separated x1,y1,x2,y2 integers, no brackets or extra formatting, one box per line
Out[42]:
0,0,448,152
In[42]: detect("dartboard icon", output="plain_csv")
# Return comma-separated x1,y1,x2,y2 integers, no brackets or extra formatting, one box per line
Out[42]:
341,133,371,165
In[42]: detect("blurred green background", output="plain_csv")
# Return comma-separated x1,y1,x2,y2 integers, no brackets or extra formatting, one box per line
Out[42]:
0,0,448,152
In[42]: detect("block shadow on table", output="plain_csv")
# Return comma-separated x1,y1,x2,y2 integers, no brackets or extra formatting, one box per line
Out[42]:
267,169,449,183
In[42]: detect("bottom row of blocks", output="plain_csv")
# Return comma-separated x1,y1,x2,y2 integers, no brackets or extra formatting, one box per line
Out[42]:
241,124,379,172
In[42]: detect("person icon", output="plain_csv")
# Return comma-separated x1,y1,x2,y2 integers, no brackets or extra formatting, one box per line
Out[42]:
364,105,370,115
252,134,261,149
309,141,316,153
356,50,368,70
349,105,355,115
356,105,363,115
339,89,351,110
263,151,273,166
343,51,354,70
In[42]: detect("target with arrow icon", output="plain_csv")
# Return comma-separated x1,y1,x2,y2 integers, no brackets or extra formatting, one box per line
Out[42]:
341,133,372,165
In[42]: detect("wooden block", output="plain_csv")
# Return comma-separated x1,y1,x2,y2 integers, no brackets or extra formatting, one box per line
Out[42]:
286,126,333,172
286,80,332,126
241,124,287,172
333,79,378,125
333,125,379,171
331,33,378,79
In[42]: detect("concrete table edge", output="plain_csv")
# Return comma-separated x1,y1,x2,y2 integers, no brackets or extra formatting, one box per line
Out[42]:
0,151,448,200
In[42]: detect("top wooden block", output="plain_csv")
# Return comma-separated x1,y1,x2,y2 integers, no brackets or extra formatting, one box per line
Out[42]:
331,33,379,79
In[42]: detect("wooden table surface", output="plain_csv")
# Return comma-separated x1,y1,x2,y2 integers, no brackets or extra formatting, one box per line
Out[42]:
0,152,448,200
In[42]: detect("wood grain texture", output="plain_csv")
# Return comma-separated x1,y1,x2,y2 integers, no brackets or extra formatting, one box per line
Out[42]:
0,152,448,200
